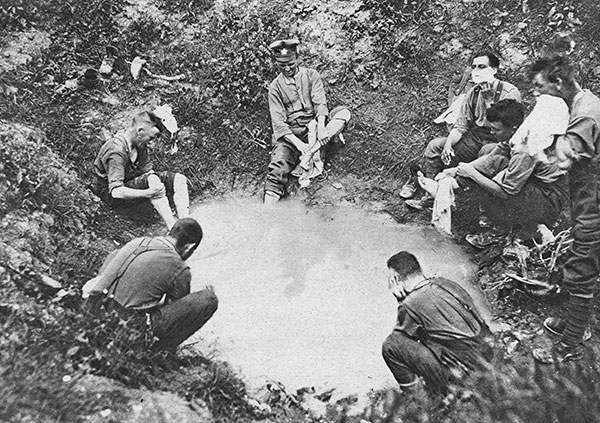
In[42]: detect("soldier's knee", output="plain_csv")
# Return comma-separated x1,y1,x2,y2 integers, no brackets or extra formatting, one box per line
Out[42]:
424,137,447,157
381,333,396,359
173,173,188,190
203,289,219,314
335,108,351,122
147,173,164,187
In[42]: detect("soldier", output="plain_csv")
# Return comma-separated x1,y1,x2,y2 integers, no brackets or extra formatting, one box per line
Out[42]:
382,252,492,394
83,218,218,351
528,55,600,363
264,38,351,203
403,50,521,210
93,111,189,229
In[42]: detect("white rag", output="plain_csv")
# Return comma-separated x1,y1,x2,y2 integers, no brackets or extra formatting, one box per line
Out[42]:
292,119,324,187
509,94,569,157
433,94,465,126
431,177,455,236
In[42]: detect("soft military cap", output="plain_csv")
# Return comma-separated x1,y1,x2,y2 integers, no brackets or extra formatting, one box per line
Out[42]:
269,38,300,62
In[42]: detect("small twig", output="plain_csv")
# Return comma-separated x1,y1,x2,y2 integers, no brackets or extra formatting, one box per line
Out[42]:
142,67,186,81
548,234,565,273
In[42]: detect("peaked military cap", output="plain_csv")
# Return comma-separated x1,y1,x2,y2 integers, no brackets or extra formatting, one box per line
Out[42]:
269,38,300,61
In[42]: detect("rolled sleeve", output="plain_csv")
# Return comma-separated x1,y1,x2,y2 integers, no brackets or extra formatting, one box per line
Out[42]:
566,116,599,158
105,154,127,193
453,89,476,133
492,152,535,196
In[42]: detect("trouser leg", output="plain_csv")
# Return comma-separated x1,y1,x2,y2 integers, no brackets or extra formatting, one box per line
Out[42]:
321,107,351,163
560,168,600,346
151,289,219,350
382,332,449,394
265,140,301,197
451,130,488,165
424,137,448,178
483,180,565,233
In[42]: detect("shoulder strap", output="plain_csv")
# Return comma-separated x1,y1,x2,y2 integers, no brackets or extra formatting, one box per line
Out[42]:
493,81,504,103
98,237,169,299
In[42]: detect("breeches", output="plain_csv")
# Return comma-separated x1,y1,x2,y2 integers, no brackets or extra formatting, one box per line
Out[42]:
381,331,449,394
424,126,495,177
265,106,350,196
474,176,568,233
150,289,219,350
95,171,178,208
563,164,600,297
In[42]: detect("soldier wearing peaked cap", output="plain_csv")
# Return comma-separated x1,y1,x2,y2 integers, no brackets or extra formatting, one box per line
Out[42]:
264,38,351,203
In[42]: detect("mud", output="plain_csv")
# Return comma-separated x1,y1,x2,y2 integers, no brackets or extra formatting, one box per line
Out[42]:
187,196,482,400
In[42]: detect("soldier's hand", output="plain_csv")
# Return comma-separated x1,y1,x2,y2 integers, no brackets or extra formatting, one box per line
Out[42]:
441,144,455,165
456,162,477,178
439,167,458,179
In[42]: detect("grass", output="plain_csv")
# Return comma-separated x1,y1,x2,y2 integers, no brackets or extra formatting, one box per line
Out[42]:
2,0,600,421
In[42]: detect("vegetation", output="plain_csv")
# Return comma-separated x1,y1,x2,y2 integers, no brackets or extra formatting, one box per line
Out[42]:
1,0,600,421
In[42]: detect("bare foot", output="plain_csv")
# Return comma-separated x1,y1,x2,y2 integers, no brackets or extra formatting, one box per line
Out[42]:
417,171,438,197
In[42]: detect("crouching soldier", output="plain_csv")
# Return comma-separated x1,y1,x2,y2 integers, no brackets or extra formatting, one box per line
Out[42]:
382,252,493,394
83,218,218,351
264,38,351,203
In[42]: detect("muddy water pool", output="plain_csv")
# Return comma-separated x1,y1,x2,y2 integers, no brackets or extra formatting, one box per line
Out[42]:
187,197,480,400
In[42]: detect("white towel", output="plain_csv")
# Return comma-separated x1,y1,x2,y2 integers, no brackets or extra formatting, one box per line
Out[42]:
431,177,455,236
509,94,569,157
292,119,324,187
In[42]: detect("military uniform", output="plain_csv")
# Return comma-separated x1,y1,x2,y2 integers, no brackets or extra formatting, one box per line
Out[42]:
264,39,350,199
425,79,521,177
559,90,600,347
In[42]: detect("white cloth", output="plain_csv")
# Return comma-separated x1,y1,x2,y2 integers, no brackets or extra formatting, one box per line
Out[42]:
81,276,100,298
153,104,179,134
509,94,569,156
292,119,324,187
433,94,465,125
431,177,455,236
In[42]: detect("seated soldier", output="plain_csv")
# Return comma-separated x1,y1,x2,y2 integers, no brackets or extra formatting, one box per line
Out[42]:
382,251,493,395
264,38,351,203
417,96,569,240
83,218,218,351
402,50,521,208
406,99,524,213
93,111,189,229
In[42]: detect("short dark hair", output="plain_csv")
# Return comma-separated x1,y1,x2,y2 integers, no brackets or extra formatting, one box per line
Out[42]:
387,252,421,279
486,99,525,128
528,55,575,86
473,50,500,69
169,218,203,250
